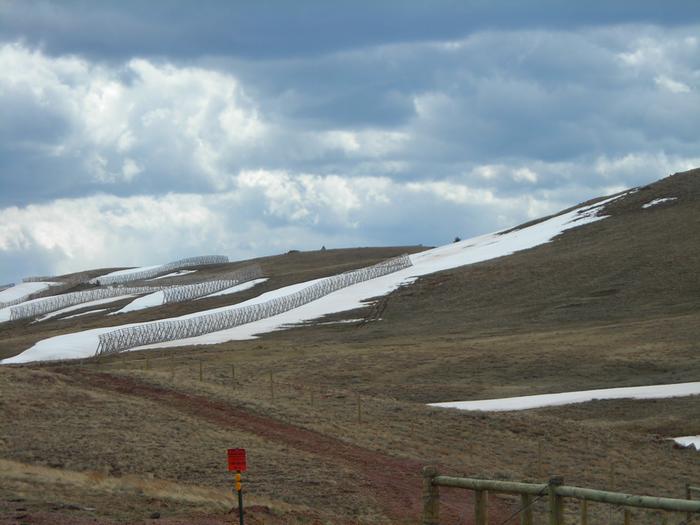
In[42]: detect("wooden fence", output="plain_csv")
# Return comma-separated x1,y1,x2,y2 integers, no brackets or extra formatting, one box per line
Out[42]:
422,467,700,525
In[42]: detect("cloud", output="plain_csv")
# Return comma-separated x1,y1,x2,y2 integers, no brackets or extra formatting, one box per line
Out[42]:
2,18,700,282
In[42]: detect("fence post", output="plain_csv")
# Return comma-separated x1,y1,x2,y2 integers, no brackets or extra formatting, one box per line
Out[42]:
270,372,274,401
687,483,692,523
475,490,488,525
422,466,439,525
623,509,631,525
580,499,588,525
357,394,362,424
520,494,533,525
608,463,615,525
199,360,203,381
548,477,564,525
231,364,235,388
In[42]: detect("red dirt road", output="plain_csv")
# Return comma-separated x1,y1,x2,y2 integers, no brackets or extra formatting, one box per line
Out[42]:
58,369,509,524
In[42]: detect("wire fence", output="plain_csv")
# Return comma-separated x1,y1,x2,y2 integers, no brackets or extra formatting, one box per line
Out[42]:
162,265,263,304
1,291,44,310
22,275,56,283
96,254,412,355
9,286,164,321
89,255,229,286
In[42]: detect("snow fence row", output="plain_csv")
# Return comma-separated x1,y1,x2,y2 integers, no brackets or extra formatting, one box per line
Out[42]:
1,292,42,310
9,286,164,321
89,255,229,286
22,275,56,283
96,254,412,355
162,265,263,304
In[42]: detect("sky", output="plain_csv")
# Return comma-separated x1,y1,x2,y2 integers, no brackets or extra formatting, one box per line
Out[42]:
1,1,699,283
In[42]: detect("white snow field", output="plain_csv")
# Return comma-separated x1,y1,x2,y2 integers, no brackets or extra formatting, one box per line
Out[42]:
61,308,108,320
114,291,165,314
89,256,229,285
429,382,700,412
673,436,700,450
2,193,627,364
0,283,62,322
36,295,137,322
0,281,57,306
114,278,268,314
147,270,198,280
200,278,267,298
95,264,161,280
643,197,677,209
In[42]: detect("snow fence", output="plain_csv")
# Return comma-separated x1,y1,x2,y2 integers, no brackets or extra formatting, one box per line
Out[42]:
89,255,229,286
162,265,263,304
9,286,163,321
1,293,40,310
96,254,412,355
22,275,55,283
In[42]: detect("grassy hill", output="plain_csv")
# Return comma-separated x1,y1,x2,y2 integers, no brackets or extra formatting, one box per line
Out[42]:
2,169,699,524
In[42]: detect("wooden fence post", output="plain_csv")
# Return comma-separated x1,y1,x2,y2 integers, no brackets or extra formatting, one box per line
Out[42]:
198,360,203,381
623,508,631,525
520,494,533,525
609,463,615,525
475,490,488,525
548,477,564,525
422,466,439,525
580,499,588,525
231,364,235,388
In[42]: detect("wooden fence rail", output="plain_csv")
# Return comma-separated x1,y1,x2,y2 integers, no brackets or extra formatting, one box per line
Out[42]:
422,467,700,525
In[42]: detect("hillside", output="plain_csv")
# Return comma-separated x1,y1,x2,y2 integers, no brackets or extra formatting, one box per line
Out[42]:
2,168,700,524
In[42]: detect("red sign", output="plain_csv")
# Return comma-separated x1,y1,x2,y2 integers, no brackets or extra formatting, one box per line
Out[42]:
227,448,247,472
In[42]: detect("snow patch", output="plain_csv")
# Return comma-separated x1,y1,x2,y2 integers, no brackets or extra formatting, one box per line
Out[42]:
3,193,629,364
147,270,198,281
672,436,700,450
113,291,165,314
642,197,677,209
36,295,137,321
0,281,58,304
429,382,700,412
61,308,108,320
200,278,267,298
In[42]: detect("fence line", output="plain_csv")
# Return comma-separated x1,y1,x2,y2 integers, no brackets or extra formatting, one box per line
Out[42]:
9,286,164,321
22,275,56,283
0,289,51,310
162,265,263,304
96,254,412,355
89,255,229,286
422,469,700,525
0,283,13,292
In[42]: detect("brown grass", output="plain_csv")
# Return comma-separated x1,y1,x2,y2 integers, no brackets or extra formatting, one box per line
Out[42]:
2,169,700,523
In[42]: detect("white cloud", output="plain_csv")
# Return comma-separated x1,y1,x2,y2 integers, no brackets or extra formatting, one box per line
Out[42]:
654,75,691,93
513,167,538,184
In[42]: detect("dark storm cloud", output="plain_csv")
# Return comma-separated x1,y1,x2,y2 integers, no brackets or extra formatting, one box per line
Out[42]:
2,0,700,60
1,1,700,282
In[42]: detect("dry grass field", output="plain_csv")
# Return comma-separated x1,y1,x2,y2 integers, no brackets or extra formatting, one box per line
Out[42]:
2,169,700,523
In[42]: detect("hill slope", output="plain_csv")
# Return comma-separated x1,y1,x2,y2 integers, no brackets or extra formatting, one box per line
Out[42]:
2,168,699,524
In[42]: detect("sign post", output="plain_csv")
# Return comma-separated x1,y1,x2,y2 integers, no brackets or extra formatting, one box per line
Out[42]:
227,448,247,525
